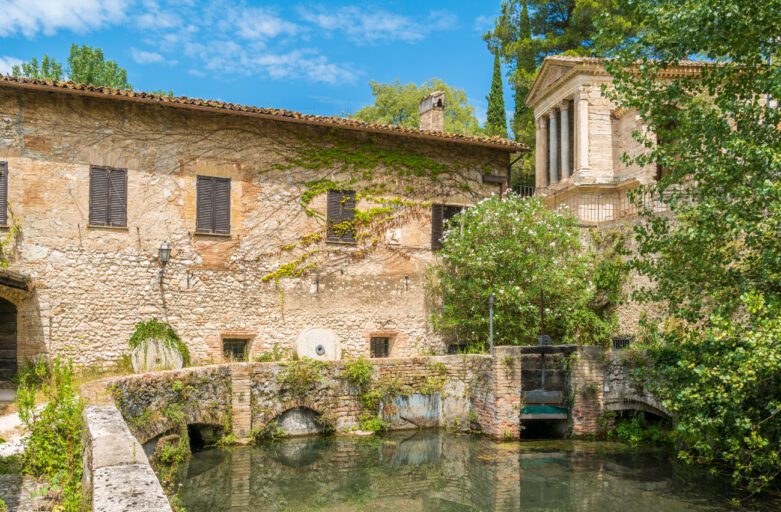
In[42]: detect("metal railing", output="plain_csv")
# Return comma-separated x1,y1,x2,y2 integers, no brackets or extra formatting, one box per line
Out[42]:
516,184,690,225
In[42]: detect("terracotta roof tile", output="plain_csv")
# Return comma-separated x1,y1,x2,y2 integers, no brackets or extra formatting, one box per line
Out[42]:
0,75,528,152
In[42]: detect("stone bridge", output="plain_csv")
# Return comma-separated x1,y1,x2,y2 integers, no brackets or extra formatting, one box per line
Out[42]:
95,346,665,446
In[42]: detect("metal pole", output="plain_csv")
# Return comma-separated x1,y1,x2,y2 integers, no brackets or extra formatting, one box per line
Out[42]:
540,290,545,337
489,294,495,355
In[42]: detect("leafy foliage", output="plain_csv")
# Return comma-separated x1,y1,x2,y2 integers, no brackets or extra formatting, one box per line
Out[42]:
11,55,64,81
341,358,375,389
277,358,327,397
352,79,483,135
485,52,508,138
12,43,131,89
17,357,83,511
129,318,190,366
430,194,626,349
612,415,671,446
66,44,130,89
599,0,781,492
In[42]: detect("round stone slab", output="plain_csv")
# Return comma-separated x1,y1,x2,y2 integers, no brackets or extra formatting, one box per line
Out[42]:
131,338,184,373
295,328,341,361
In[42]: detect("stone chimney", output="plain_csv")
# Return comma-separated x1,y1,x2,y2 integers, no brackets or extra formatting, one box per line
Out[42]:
419,90,445,132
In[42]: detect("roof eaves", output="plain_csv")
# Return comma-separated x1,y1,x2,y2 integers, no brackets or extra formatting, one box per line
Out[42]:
0,76,529,153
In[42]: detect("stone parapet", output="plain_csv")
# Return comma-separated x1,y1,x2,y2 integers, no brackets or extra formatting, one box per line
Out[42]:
83,404,171,512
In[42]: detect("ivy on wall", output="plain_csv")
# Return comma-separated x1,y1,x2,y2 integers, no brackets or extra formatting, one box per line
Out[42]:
261,134,498,282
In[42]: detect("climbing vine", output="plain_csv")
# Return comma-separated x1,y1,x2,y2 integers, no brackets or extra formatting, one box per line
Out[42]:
0,205,21,268
261,133,495,282
129,319,191,366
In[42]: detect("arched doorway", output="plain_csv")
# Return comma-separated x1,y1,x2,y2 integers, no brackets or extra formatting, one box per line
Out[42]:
0,298,16,380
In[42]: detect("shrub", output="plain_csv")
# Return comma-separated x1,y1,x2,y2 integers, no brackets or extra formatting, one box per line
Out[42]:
430,195,625,350
17,357,83,511
341,357,374,389
277,358,326,397
129,318,190,366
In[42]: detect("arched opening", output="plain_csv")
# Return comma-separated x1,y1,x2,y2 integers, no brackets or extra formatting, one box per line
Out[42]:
0,297,17,381
187,423,225,452
273,406,325,437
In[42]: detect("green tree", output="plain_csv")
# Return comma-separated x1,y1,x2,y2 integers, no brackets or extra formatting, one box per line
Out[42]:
485,52,508,137
430,195,625,350
601,0,781,492
352,79,483,136
11,44,131,89
67,44,130,89
11,55,64,81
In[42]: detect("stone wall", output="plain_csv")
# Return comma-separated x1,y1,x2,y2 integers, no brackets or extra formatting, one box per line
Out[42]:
103,355,524,444
82,404,172,512
100,348,661,446
106,365,232,444
570,346,608,436
0,87,511,368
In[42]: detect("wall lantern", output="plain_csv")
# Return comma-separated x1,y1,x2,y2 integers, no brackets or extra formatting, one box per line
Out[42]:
158,241,171,284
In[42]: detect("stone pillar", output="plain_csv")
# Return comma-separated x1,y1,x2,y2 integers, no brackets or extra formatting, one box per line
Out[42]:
577,88,590,171
230,364,252,443
548,110,559,185
488,346,522,440
535,116,548,188
560,101,571,180
570,346,607,437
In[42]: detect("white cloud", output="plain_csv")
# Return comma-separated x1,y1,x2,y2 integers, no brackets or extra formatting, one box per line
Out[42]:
0,56,23,75
226,7,301,40
299,6,457,44
130,48,164,64
0,0,130,38
474,14,494,33
183,40,356,84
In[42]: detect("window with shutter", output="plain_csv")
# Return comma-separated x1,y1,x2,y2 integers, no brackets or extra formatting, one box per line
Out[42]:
326,190,356,243
89,166,127,227
196,175,231,234
0,162,7,226
431,204,466,251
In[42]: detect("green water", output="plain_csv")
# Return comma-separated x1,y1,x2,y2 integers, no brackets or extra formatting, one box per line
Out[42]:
177,431,779,511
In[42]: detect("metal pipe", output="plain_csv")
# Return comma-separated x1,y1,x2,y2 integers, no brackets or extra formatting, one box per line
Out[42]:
489,294,495,355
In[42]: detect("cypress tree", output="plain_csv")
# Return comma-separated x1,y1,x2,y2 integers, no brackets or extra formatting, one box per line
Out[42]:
485,51,508,138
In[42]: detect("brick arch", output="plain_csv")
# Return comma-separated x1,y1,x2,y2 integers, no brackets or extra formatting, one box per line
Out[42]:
258,399,326,427
0,283,46,367
133,406,229,445
605,395,671,419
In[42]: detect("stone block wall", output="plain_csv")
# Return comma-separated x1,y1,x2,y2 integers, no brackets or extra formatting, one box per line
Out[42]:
82,404,172,512
102,354,527,443
106,365,232,444
570,346,608,436
0,87,511,369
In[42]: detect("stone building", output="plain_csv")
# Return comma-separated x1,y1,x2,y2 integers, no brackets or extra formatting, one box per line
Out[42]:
525,56,703,223
0,77,525,371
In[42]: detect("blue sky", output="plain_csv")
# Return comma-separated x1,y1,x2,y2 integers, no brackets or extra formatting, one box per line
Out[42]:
0,0,510,126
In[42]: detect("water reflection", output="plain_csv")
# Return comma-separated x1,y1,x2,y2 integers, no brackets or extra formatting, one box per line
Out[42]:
178,432,778,512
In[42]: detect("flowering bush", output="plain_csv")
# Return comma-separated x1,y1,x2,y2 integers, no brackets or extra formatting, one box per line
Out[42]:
430,194,624,349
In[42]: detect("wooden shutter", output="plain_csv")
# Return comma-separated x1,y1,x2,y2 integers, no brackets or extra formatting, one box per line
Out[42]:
431,204,444,250
327,190,355,243
108,169,127,227
89,167,109,226
196,176,214,233
0,162,7,226
197,176,230,234
213,177,231,234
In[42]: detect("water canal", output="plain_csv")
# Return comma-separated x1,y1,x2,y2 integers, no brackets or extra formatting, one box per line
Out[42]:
176,431,780,511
